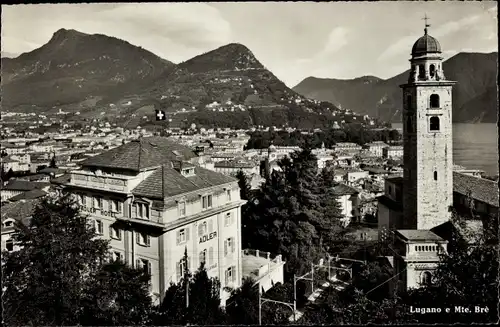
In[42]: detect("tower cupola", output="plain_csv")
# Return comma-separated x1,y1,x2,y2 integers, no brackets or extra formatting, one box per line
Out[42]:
408,15,445,83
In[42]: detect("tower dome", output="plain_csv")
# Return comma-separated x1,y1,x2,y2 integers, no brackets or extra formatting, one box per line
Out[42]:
411,27,441,57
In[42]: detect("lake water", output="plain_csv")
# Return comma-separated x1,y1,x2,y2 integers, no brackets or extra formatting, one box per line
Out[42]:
392,123,498,176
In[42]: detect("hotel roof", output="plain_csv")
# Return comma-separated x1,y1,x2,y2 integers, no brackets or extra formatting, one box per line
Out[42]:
132,165,236,199
80,137,197,172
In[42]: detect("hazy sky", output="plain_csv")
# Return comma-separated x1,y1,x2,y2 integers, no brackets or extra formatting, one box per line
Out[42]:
1,2,497,87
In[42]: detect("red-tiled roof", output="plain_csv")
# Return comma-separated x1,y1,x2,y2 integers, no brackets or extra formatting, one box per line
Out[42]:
1,180,51,191
132,165,236,199
1,199,40,225
332,183,359,196
453,172,499,208
9,189,48,201
81,137,197,172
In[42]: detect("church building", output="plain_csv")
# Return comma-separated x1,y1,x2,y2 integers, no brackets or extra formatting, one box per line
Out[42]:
378,20,453,291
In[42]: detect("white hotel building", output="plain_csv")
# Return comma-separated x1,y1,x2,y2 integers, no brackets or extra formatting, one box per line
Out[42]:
47,137,284,305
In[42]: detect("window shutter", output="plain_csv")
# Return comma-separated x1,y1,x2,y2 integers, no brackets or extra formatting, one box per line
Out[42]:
117,229,121,240
231,238,235,253
147,261,152,275
145,205,150,219
146,235,151,246
186,228,190,241
209,247,214,265
198,224,203,236
208,220,213,233
176,231,180,245
224,240,228,256
176,262,181,281
232,266,236,282
136,232,140,245
225,270,228,285
136,259,141,269
109,226,113,238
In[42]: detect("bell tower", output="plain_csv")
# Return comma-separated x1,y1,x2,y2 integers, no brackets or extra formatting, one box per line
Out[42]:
400,16,456,230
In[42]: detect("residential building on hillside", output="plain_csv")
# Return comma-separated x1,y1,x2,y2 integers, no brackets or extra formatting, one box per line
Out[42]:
333,143,362,154
332,183,361,226
364,141,388,157
213,159,260,177
383,146,404,159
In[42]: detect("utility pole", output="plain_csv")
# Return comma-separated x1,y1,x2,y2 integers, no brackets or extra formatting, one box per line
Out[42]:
185,259,189,309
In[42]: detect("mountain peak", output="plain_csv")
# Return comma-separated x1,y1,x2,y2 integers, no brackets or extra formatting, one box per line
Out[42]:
179,42,263,73
51,28,87,41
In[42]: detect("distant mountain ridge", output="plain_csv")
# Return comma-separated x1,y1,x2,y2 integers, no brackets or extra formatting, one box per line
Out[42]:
2,28,175,109
293,52,498,123
2,28,355,130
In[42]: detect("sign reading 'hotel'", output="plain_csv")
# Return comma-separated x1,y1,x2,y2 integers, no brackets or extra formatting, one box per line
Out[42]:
79,205,119,218
200,231,217,244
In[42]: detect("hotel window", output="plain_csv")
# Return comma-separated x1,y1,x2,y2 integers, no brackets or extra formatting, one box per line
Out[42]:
226,189,232,201
137,203,149,219
178,201,186,216
176,228,189,245
225,266,236,285
136,258,152,275
198,221,208,236
202,195,213,209
6,239,14,252
112,251,124,262
112,200,122,213
177,257,190,281
434,171,438,181
224,237,235,256
224,212,234,227
78,194,85,205
136,232,151,247
208,247,214,266
199,249,207,265
109,226,121,240
94,196,103,209
94,220,104,235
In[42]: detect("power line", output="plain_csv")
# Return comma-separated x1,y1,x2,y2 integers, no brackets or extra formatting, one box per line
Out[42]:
365,266,407,296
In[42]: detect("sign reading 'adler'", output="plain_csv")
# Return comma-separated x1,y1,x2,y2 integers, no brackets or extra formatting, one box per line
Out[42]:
79,205,118,218
199,232,217,244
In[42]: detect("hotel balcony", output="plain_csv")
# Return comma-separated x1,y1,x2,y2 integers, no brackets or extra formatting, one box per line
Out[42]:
242,249,285,293
67,171,134,193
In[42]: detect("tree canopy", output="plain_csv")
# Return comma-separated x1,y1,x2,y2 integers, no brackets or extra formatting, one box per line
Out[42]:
2,194,152,326
242,147,344,279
